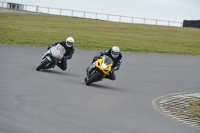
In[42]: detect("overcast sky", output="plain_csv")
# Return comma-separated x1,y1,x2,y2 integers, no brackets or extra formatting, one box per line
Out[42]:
2,0,200,22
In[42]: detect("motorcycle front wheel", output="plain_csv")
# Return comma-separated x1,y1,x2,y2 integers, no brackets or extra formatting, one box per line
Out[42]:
36,59,50,71
86,71,99,86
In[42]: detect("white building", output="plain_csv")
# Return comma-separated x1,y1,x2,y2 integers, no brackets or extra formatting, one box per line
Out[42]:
7,2,24,10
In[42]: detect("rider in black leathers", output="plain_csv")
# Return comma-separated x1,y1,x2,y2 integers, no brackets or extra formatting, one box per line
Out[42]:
48,37,75,71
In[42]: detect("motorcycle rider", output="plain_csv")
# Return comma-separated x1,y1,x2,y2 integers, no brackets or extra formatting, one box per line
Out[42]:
86,46,122,81
47,37,75,71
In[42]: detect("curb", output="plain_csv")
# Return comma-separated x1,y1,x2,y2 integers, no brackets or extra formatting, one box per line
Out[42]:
153,93,200,129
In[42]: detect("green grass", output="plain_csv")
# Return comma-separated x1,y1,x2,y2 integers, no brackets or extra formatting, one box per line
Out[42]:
189,100,200,118
0,13,200,55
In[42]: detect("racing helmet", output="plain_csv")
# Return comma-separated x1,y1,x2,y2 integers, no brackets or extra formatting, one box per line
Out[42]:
111,46,120,58
66,37,74,47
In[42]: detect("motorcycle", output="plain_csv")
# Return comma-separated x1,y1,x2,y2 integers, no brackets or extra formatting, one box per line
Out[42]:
36,44,66,71
85,55,114,86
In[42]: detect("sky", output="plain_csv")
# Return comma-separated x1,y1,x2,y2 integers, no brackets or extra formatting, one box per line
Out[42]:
1,0,200,23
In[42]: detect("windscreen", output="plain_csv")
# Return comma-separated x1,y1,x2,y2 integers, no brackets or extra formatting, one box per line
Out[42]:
104,56,113,65
56,44,66,55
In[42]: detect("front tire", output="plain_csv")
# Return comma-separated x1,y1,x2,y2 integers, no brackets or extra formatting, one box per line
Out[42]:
86,72,99,86
36,59,50,71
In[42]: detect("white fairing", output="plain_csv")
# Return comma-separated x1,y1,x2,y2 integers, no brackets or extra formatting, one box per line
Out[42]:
50,44,66,60
41,44,66,61
41,49,51,61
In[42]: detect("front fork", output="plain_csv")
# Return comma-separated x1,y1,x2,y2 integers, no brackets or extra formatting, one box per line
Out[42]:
86,64,94,77
86,66,104,81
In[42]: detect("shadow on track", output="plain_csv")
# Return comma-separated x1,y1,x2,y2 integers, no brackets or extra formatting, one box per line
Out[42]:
38,69,77,77
84,82,122,91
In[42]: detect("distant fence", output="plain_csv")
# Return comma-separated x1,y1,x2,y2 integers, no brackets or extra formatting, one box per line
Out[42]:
0,1,183,27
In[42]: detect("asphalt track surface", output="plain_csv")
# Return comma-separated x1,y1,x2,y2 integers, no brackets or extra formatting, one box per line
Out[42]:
0,44,200,133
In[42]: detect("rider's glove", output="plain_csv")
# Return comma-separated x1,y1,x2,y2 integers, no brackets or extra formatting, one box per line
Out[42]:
94,57,98,61
51,43,56,46
47,44,55,50
111,68,115,72
94,56,101,61
63,56,68,60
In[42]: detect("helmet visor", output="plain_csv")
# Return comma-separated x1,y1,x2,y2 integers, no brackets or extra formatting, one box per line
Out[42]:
67,41,73,46
112,51,119,56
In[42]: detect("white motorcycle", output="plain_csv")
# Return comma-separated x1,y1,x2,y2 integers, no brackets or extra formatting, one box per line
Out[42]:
36,44,66,71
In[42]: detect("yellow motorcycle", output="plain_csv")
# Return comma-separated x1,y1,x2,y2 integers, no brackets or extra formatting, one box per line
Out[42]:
85,55,113,86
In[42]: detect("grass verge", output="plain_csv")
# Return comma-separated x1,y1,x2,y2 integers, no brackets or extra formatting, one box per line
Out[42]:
189,100,200,118
0,13,200,55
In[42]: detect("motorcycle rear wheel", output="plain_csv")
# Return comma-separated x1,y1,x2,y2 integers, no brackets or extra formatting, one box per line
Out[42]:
36,59,50,71
86,72,99,86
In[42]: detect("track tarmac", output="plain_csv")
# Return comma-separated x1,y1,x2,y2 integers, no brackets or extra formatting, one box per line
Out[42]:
0,44,200,133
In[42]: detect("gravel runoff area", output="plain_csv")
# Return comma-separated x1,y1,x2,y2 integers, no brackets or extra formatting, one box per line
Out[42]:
155,93,200,129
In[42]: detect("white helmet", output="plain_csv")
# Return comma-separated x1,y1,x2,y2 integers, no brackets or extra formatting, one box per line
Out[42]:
111,46,120,58
66,37,74,47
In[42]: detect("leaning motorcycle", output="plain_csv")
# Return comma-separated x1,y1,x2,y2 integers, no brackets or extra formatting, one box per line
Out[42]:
36,44,66,71
85,55,113,86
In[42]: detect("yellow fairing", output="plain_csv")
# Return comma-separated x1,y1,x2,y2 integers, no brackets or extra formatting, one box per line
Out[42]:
95,56,113,75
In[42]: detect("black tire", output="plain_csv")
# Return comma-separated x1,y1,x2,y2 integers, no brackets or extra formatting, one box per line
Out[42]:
86,71,99,86
36,59,50,71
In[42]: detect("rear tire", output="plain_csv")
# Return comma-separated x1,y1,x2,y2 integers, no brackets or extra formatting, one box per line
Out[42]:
36,59,50,71
86,72,99,86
